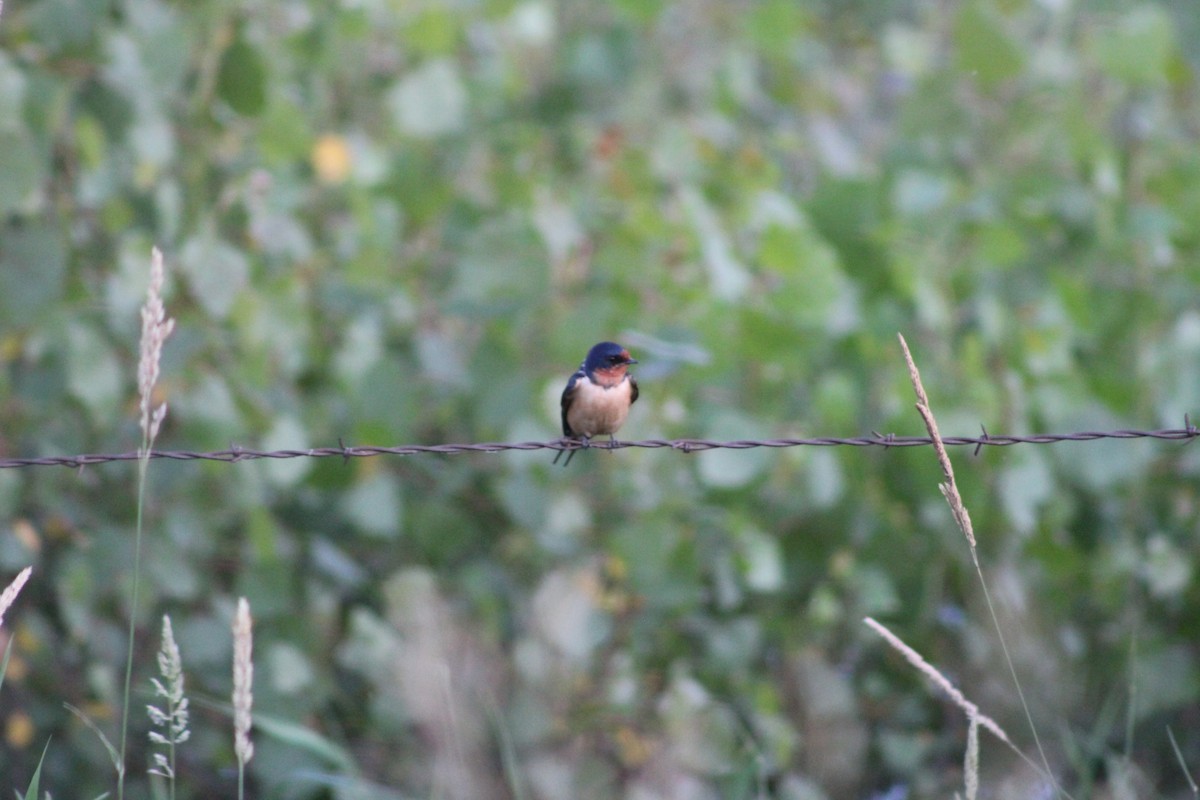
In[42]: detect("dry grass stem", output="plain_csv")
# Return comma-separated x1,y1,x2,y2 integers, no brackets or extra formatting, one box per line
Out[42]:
232,597,254,766
0,566,32,629
863,617,1013,746
120,246,178,800
897,333,976,548
138,246,175,445
895,333,1067,799
964,712,979,800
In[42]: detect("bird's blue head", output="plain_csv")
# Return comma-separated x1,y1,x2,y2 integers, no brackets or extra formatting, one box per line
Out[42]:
583,341,638,377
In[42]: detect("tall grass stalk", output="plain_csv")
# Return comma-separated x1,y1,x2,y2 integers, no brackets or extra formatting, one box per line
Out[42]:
0,566,32,629
0,567,33,697
896,333,1064,798
1167,726,1198,796
1,566,42,799
233,597,255,799
119,247,175,800
148,615,189,798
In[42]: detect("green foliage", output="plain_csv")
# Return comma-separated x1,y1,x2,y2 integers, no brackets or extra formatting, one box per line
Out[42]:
15,738,49,800
217,32,267,117
0,0,1198,796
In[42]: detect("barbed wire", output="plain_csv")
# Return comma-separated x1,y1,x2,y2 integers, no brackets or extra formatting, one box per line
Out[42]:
1,419,1197,470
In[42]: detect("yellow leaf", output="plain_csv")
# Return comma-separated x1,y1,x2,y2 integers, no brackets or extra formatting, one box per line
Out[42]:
312,134,352,184
6,710,34,748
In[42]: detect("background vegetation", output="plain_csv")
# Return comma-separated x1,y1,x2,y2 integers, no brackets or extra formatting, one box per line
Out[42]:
1,0,1199,796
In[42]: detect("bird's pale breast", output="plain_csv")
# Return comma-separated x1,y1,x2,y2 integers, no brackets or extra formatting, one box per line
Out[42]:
566,377,633,437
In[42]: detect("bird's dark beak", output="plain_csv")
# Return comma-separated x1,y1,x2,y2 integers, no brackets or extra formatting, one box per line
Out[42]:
625,357,638,365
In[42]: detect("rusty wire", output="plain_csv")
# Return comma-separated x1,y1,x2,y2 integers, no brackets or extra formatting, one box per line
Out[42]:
0,419,1197,470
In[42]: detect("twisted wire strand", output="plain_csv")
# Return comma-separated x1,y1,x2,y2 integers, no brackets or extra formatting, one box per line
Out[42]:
1,422,1196,470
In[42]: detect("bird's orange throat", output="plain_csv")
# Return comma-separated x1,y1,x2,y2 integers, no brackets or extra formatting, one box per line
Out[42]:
591,364,628,387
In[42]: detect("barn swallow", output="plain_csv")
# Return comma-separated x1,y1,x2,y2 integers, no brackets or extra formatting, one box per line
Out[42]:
554,342,639,466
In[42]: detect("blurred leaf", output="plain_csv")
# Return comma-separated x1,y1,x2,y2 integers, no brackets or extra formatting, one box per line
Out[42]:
996,447,1054,536
253,712,357,772
680,186,751,301
0,132,43,215
311,537,368,589
532,565,609,662
659,670,738,775
611,517,699,611
884,23,936,79
760,219,851,332
973,221,1027,268
131,10,192,96
804,448,845,509
736,526,784,593
415,327,470,388
260,95,313,164
451,218,546,311
954,2,1024,87
851,566,899,616
260,414,312,487
217,35,268,116
741,0,810,59
172,371,241,431
178,613,238,670
698,411,772,489
610,0,662,23
404,8,462,58
1141,535,1192,600
892,170,951,217
350,357,419,441
129,112,175,171
0,54,28,133
333,313,385,386
388,59,467,138
65,323,124,423
264,641,317,695
1091,6,1176,85
0,222,66,326
78,79,134,144
567,28,636,88
813,372,860,430
539,490,592,554
1132,645,1199,720
878,729,932,775
178,228,250,320
504,1,557,49
28,0,104,51
340,472,403,539
74,115,107,171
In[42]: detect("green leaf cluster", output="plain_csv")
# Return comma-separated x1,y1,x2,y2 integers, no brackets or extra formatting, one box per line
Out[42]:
0,0,1199,796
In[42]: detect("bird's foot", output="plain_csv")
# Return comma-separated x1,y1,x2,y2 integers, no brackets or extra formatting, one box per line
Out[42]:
553,435,590,467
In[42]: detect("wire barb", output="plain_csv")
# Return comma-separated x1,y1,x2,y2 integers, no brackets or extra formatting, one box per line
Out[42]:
974,424,990,457
0,426,1198,470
